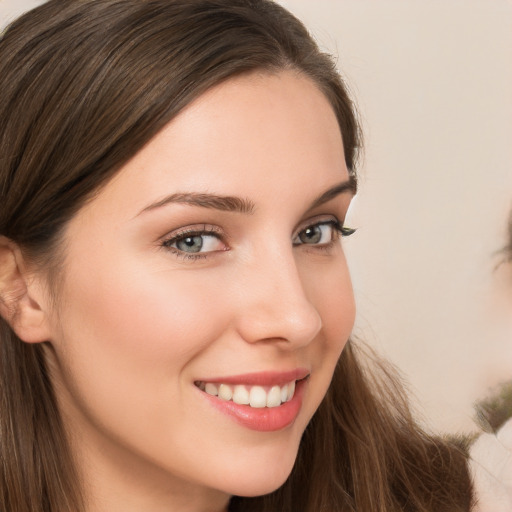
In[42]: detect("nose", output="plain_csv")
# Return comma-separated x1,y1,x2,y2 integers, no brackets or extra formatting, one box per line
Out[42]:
233,249,322,348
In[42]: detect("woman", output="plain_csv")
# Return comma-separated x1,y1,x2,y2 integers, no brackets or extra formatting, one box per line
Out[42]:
0,1,471,511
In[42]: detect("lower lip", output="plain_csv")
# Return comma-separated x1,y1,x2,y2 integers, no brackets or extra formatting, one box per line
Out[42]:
201,379,307,432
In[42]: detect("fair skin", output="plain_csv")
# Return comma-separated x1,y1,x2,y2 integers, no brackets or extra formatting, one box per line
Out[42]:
5,70,355,512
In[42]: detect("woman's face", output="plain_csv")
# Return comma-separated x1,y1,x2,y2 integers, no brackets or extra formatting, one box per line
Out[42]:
44,71,355,508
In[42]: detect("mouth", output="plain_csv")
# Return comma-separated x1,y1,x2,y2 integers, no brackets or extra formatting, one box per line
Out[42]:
194,371,310,432
194,378,300,408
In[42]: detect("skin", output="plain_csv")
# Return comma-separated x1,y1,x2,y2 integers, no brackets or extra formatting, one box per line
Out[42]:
35,70,356,512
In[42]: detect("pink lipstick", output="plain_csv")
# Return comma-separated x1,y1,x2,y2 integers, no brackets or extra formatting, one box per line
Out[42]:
195,369,309,432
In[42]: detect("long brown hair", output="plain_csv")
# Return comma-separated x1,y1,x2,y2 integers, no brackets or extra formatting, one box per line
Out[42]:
0,1,471,510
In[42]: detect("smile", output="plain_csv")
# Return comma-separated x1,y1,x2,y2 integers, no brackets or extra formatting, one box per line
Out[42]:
194,369,309,431
195,380,296,408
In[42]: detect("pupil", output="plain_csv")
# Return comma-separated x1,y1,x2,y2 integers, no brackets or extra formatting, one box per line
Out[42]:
300,226,321,244
177,236,203,253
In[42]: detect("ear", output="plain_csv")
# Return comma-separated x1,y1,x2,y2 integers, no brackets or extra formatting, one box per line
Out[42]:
0,237,52,343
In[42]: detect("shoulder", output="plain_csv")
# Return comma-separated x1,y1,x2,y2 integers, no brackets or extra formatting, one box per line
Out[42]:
469,418,512,511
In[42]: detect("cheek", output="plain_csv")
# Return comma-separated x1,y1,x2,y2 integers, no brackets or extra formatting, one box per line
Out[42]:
50,254,233,418
303,255,355,352
299,253,355,408
64,254,228,354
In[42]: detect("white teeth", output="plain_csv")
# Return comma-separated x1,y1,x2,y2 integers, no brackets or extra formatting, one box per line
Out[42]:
218,384,233,401
233,385,250,405
205,383,218,396
280,384,288,403
287,381,295,402
249,386,267,408
266,385,282,408
199,379,299,408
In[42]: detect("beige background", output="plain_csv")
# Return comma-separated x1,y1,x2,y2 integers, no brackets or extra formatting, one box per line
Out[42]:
2,0,511,434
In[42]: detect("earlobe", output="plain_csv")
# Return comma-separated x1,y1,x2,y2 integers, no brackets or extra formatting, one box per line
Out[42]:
0,237,52,344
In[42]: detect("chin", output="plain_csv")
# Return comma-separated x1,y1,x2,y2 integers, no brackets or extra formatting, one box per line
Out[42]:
216,444,299,498
226,469,293,498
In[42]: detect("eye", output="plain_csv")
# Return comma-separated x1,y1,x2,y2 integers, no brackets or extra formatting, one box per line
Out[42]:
162,228,225,256
293,220,355,246
295,223,333,245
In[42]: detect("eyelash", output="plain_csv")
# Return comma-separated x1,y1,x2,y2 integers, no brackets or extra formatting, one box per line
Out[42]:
161,225,223,260
292,220,356,247
161,220,356,261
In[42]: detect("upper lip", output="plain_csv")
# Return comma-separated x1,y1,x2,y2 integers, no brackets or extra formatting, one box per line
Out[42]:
195,368,309,386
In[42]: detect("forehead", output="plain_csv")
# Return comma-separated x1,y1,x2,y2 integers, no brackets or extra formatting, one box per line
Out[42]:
78,70,348,220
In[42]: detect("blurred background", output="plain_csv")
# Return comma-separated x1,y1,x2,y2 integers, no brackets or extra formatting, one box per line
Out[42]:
2,0,511,434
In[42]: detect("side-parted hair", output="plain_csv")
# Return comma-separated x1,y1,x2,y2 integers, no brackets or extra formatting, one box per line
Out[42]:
0,1,472,511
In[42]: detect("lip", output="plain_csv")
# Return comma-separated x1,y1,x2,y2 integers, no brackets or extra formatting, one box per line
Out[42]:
196,369,309,432
195,368,309,387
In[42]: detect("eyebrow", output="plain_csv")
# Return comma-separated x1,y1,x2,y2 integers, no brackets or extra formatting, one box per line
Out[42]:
138,192,255,215
308,175,357,210
137,174,356,217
